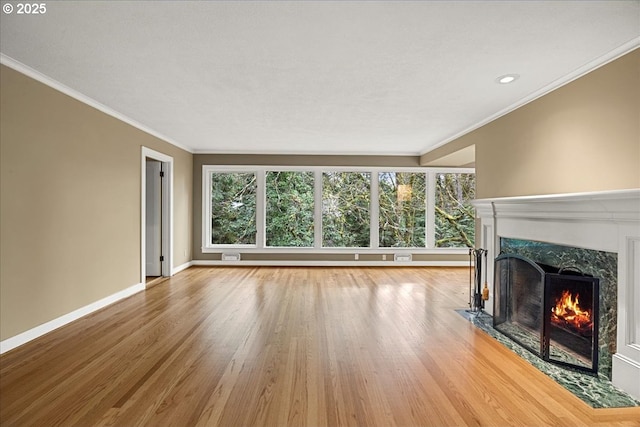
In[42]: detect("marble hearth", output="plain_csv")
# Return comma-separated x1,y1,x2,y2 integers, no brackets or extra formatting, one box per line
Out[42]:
473,189,640,400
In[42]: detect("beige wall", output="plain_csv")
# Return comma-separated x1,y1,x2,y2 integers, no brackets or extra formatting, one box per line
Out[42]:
445,49,639,199
192,154,469,262
0,65,193,341
419,138,475,167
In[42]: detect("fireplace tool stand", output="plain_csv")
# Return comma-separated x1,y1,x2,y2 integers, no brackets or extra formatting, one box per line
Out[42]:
468,248,489,317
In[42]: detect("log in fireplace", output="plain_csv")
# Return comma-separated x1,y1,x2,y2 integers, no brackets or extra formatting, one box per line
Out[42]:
493,253,599,374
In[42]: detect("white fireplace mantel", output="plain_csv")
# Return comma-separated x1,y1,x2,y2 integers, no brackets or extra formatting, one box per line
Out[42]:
472,188,640,400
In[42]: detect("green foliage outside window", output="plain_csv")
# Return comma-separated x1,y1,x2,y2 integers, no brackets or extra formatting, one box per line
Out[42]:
211,172,257,245
435,173,475,248
379,172,426,247
322,172,370,247
265,171,314,247
208,169,475,249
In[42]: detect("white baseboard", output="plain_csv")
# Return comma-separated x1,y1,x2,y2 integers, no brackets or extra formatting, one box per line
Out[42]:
612,353,640,401
191,260,469,267
0,282,145,354
172,261,193,275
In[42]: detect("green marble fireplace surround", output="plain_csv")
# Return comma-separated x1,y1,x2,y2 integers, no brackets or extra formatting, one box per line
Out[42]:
472,189,640,401
498,238,616,378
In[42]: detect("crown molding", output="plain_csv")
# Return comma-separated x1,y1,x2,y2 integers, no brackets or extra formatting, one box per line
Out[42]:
420,37,640,157
0,53,194,154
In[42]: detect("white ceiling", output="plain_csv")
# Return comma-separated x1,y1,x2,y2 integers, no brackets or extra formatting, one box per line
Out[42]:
1,1,639,156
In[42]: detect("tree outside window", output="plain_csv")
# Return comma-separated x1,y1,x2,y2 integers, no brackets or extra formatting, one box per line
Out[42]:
322,172,371,247
211,172,257,245
205,167,475,250
435,173,475,248
265,171,314,247
379,172,426,247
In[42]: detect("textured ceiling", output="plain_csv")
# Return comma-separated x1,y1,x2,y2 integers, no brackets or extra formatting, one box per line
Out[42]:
1,1,639,155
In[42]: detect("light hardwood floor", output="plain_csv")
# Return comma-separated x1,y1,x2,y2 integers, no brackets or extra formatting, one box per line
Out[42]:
1,267,639,426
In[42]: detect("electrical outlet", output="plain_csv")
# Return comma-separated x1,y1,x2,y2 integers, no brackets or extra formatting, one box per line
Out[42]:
354,253,359,260
382,254,387,261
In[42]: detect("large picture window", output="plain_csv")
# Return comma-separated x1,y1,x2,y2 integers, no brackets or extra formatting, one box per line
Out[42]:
265,171,314,247
378,172,426,247
322,172,371,247
434,172,475,248
210,172,257,245
202,166,474,252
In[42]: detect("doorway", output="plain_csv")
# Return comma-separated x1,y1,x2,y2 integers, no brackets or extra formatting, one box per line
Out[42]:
145,159,163,280
141,147,173,287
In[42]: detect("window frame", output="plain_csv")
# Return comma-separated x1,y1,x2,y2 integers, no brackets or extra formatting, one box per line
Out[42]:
433,171,477,249
264,170,316,248
321,170,372,249
202,166,261,250
377,171,428,249
202,165,475,253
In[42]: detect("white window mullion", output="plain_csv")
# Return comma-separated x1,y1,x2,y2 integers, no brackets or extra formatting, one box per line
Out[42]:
370,170,379,249
314,170,323,249
426,171,436,248
202,167,213,250
256,170,266,249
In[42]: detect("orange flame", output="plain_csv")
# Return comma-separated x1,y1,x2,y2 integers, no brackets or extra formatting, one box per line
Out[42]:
550,290,593,333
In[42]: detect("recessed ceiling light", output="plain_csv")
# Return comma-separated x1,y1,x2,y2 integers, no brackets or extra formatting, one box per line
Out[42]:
496,74,520,84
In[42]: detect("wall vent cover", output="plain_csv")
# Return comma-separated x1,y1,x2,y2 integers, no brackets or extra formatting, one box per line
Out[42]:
394,254,412,262
222,253,241,261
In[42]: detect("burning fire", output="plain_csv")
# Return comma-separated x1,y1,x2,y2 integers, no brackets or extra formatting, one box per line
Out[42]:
550,290,593,333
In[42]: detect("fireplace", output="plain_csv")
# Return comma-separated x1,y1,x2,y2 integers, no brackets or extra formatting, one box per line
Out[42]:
494,253,600,373
472,189,640,400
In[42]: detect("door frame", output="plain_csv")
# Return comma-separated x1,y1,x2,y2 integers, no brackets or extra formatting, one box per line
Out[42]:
141,147,173,286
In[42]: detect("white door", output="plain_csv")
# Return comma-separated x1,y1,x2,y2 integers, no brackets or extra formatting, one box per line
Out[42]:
145,159,162,277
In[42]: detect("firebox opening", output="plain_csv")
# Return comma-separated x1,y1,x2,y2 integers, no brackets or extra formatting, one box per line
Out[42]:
494,253,600,374
544,273,599,372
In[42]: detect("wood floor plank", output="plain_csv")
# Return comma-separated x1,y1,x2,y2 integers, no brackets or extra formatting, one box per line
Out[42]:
1,266,639,426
